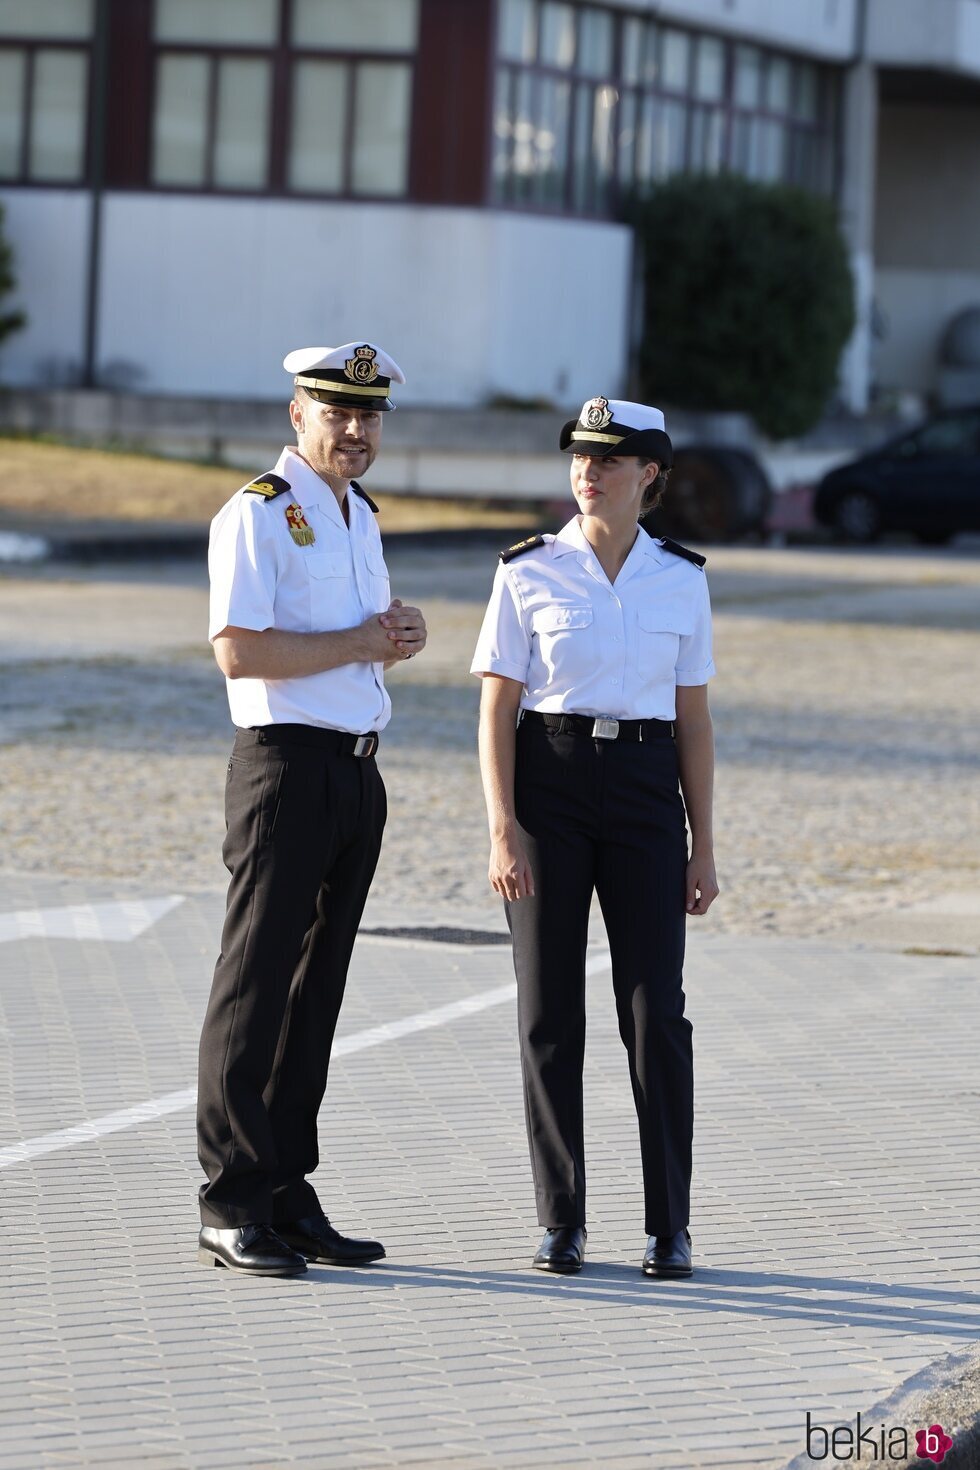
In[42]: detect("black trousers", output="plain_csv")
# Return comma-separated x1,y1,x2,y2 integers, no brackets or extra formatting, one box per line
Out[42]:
197,725,386,1228
507,717,693,1238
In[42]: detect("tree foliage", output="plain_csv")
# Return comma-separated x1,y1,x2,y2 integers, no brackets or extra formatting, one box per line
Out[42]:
0,204,26,350
630,174,855,439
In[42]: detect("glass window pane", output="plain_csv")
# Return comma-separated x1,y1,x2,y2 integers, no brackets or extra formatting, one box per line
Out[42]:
29,47,87,180
492,66,515,197
155,0,276,44
757,118,785,180
617,89,636,183
289,59,348,192
512,67,534,194
293,0,418,51
734,44,761,108
0,49,26,176
689,105,723,172
660,29,690,91
591,82,615,204
651,97,687,178
793,62,819,122
498,0,535,63
351,60,411,195
533,74,569,203
540,2,574,68
0,0,92,38
694,37,724,101
570,79,591,210
152,53,209,186
622,18,642,84
767,56,791,113
636,93,655,183
577,8,611,78
213,57,270,188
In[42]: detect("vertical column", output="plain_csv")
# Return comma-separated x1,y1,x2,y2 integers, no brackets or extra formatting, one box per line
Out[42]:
837,59,878,413
409,0,495,205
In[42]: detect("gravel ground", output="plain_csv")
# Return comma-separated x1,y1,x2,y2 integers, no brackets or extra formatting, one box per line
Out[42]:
1,539,978,939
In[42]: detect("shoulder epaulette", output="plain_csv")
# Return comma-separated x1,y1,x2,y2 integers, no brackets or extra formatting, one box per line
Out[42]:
500,534,546,563
658,536,706,568
244,473,290,500
350,481,379,513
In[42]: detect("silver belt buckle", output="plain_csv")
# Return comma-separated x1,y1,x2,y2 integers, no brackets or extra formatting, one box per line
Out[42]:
353,734,376,758
592,716,620,740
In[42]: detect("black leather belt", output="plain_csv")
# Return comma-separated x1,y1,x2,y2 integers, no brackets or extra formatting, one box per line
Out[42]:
248,724,379,757
521,711,673,742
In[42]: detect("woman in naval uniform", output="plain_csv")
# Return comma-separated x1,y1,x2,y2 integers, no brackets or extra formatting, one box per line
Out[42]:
471,397,718,1277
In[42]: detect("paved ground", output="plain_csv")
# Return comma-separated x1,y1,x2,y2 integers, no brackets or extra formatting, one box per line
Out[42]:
2,872,980,1469
2,534,979,1466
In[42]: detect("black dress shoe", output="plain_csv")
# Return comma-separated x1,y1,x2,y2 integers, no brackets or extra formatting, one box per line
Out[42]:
275,1213,386,1265
198,1224,308,1277
532,1226,587,1274
642,1228,693,1278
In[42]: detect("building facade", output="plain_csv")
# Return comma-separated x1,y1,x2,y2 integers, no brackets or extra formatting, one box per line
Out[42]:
1,0,979,414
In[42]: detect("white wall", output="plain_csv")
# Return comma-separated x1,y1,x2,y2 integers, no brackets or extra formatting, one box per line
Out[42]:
92,195,630,408
873,268,980,394
872,102,980,393
0,190,91,386
867,0,980,79
651,0,856,59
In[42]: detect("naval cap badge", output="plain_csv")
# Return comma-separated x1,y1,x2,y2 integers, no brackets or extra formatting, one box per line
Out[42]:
345,344,380,385
583,396,613,431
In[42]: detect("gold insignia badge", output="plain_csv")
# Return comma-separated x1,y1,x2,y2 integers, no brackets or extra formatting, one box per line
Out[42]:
247,480,276,497
583,397,613,431
285,504,316,546
344,344,380,385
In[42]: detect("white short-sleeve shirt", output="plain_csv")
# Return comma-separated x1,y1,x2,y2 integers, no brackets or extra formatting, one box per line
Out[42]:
470,516,715,720
208,446,391,733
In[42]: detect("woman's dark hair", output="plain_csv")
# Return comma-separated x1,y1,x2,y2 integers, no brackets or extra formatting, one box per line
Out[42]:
636,457,670,515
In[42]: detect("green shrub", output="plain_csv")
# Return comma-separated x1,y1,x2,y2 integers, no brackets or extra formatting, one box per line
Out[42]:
629,174,855,439
0,203,26,352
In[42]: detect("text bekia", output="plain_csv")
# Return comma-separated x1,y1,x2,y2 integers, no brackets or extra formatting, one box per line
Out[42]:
805,1414,953,1463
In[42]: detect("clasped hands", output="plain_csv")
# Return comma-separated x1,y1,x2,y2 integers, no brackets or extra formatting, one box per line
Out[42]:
367,598,427,662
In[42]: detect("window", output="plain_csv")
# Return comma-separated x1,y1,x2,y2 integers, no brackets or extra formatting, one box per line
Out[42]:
0,0,92,183
148,0,418,197
493,3,839,217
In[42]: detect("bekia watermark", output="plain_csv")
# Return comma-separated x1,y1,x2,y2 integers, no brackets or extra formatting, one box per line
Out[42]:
805,1412,954,1462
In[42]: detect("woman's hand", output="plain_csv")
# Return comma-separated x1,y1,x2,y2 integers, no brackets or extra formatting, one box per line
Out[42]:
489,832,535,902
685,850,719,916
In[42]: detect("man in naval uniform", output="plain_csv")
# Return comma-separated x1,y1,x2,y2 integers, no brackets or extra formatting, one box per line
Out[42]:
196,342,427,1276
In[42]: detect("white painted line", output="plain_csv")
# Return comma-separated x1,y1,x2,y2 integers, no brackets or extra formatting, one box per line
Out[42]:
0,896,185,945
0,948,611,1171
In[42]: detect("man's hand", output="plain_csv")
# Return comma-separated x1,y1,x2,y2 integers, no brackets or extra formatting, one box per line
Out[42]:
379,598,427,660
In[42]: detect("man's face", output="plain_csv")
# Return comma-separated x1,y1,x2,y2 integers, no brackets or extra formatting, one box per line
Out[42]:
289,392,383,482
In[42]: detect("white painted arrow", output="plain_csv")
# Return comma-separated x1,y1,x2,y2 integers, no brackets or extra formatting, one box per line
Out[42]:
0,895,185,944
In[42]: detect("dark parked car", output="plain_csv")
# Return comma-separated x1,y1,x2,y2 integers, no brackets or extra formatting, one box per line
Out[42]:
643,445,772,543
814,407,980,544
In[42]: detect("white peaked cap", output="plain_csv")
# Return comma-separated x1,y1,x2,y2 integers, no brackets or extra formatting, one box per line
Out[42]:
283,342,406,383
586,399,666,433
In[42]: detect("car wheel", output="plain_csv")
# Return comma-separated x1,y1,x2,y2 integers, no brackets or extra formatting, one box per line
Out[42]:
833,490,881,544
916,529,954,546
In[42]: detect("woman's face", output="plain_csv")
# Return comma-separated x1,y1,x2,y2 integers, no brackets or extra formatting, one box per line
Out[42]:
569,453,658,521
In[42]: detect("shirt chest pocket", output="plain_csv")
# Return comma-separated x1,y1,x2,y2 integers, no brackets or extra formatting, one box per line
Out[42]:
636,608,692,679
530,604,594,676
366,551,391,614
305,551,352,631
306,552,350,580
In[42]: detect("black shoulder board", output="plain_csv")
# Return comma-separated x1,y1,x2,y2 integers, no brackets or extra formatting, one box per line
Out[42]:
244,473,290,500
500,534,546,563
658,536,706,568
350,481,379,513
